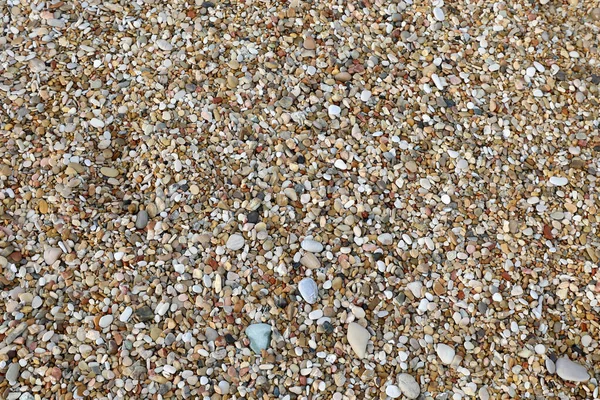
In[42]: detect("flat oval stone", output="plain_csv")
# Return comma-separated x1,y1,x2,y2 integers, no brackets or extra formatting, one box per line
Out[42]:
100,167,119,178
298,278,319,304
549,176,569,186
555,357,589,382
301,239,323,253
226,234,245,251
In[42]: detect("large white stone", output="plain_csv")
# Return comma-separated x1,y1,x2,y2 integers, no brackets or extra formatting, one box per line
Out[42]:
377,233,393,245
301,239,323,253
555,357,589,382
44,247,62,265
436,343,455,365
385,385,402,398
246,323,272,354
347,322,370,359
396,373,420,399
298,278,319,304
549,176,569,186
407,281,423,298
226,234,245,251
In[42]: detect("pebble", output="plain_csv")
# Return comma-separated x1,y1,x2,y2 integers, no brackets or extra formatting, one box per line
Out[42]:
347,322,370,359
226,234,245,251
334,159,347,170
555,357,590,382
303,35,316,50
334,72,352,82
100,167,119,178
328,105,341,117
298,278,319,304
396,373,420,399
300,253,321,269
549,176,569,186
6,363,19,383
385,385,402,399
246,324,272,354
377,233,393,245
136,210,149,229
301,239,324,253
43,248,62,265
436,343,455,365
433,7,445,21
156,39,173,51
99,315,114,328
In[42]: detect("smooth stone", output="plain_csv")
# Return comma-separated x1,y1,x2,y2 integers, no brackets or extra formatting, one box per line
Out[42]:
99,315,113,328
6,362,19,383
555,357,589,382
436,343,455,364
396,373,420,399
135,305,154,322
90,118,105,128
334,72,352,82
298,278,319,304
303,35,316,50
328,105,341,117
300,253,320,269
334,159,347,170
546,358,556,374
29,58,46,73
100,167,119,177
120,307,133,322
592,7,600,21
226,234,245,251
407,281,423,298
44,247,62,265
581,335,592,347
433,7,445,21
377,233,393,245
246,323,272,354
385,385,402,399
479,386,490,400
347,322,370,359
136,210,149,229
301,239,324,253
156,39,173,51
549,176,569,186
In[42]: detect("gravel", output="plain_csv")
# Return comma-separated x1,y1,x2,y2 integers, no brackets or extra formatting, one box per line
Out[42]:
0,0,599,398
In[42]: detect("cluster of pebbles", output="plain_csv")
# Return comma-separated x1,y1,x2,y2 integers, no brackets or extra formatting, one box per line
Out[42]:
1,0,600,398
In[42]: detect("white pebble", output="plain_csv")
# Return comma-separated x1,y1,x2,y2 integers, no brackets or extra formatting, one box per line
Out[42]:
328,105,341,117
433,7,445,21
549,176,568,186
436,343,455,364
334,159,347,170
99,315,113,328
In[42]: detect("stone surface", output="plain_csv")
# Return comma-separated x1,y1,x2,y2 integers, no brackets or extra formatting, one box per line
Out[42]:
347,322,370,359
436,343,455,365
301,239,323,253
298,278,319,304
246,324,272,354
226,234,245,251
555,357,589,382
43,248,62,265
396,373,420,399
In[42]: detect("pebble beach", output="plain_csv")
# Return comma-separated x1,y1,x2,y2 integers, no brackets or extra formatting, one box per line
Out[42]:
1,0,600,399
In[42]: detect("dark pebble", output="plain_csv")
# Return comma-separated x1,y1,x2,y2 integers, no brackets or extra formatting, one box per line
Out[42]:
247,211,259,224
225,333,236,344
